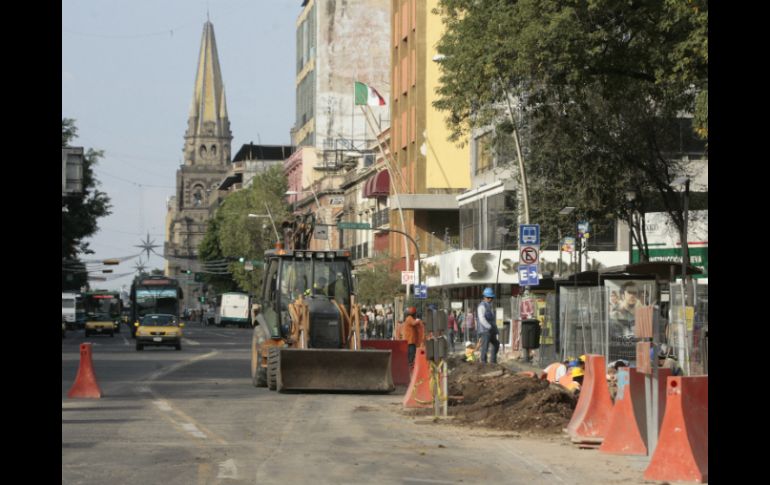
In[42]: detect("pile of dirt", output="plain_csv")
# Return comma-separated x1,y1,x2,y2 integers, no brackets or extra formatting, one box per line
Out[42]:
444,355,577,434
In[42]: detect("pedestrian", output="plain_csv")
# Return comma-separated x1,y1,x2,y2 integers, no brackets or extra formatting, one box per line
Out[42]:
361,307,369,339
385,306,394,339
476,288,500,364
403,306,423,371
447,310,457,352
366,307,376,339
375,309,385,339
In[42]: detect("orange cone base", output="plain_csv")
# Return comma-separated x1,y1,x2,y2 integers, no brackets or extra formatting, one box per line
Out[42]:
67,343,102,399
403,349,432,408
566,354,614,441
644,376,708,483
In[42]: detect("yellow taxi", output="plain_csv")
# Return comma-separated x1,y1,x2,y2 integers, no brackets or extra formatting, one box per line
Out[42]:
134,314,184,351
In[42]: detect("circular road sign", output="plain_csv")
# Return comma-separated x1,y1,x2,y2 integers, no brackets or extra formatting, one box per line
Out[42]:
520,246,539,265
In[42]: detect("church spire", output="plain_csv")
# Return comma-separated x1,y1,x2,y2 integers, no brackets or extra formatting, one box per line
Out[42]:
184,20,231,166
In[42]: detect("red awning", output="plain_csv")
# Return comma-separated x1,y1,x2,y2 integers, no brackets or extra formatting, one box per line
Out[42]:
363,170,390,199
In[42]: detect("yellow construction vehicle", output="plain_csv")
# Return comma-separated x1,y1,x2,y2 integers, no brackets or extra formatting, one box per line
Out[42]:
250,214,394,392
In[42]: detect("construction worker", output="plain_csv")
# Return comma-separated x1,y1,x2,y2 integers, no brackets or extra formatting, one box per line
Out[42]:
566,366,584,394
403,306,423,371
464,341,476,362
542,360,568,383
476,287,500,364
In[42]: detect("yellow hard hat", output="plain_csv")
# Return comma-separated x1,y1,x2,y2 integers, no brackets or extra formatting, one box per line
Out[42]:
579,354,587,363
571,367,585,378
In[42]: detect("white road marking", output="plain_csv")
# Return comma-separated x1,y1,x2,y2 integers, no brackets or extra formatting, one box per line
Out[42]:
181,422,207,439
217,459,238,479
153,400,173,412
121,335,129,346
182,338,200,346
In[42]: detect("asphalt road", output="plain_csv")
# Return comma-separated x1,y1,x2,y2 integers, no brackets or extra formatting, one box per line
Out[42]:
62,323,651,485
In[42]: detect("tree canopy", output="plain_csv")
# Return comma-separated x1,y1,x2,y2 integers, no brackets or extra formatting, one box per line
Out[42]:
433,0,708,262
62,118,112,291
198,165,290,295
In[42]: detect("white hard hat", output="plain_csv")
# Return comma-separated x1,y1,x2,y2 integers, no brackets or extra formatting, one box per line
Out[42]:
465,341,473,347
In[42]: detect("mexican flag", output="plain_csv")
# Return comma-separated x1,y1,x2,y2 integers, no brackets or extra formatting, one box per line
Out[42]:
354,81,386,106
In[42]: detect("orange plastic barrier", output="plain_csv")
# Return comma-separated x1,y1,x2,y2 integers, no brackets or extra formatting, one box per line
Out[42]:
644,376,708,483
599,367,672,455
566,354,613,445
402,348,432,408
362,339,410,386
67,343,102,399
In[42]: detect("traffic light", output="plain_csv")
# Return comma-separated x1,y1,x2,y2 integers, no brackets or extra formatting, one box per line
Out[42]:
199,296,206,303
184,269,192,274
238,257,245,263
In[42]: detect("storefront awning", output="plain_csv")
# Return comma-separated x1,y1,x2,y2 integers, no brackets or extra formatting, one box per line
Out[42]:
363,170,390,198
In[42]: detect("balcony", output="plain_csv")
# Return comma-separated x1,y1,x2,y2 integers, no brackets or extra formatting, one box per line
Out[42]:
372,209,390,228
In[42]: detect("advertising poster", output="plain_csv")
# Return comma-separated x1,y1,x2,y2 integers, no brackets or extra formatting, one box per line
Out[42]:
605,279,656,339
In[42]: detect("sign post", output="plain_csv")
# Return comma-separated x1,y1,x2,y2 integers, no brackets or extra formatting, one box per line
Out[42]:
518,224,540,287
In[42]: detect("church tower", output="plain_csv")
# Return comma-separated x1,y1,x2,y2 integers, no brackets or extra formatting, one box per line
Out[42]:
165,20,231,297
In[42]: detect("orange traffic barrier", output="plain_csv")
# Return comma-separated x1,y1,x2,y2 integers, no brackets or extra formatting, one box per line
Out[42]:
67,343,102,399
402,348,432,408
363,339,410,386
566,354,613,445
599,367,672,455
644,376,708,483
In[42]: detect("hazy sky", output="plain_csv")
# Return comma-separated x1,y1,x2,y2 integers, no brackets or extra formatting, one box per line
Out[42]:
63,0,299,291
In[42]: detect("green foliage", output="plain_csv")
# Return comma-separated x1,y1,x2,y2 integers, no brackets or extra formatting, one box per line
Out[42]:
352,253,403,306
198,166,290,295
433,0,708,262
62,118,112,291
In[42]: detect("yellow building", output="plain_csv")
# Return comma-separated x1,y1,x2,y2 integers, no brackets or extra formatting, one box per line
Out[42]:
389,0,471,274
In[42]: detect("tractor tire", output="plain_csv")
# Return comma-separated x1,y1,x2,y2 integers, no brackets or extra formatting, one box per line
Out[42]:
267,347,280,391
251,328,267,387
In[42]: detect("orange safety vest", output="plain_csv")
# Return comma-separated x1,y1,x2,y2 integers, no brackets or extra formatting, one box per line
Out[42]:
544,362,565,383
403,315,423,346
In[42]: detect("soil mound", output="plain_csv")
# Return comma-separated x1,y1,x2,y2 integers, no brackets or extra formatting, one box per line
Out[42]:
445,355,577,434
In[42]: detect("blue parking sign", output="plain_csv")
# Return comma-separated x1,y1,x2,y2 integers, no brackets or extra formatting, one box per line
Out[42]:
518,264,539,286
519,224,540,246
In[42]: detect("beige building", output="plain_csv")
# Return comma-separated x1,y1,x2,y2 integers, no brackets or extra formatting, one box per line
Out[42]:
165,20,232,299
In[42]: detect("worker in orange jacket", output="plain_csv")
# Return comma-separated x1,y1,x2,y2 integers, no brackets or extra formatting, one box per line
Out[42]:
403,306,423,370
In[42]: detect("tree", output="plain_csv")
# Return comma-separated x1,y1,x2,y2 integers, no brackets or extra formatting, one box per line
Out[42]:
353,253,403,306
199,166,289,295
433,0,708,264
62,118,112,290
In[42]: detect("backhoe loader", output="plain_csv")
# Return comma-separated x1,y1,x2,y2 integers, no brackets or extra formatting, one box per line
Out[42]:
250,214,394,392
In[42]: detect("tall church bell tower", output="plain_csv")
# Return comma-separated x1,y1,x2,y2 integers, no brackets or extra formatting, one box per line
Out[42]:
165,20,231,292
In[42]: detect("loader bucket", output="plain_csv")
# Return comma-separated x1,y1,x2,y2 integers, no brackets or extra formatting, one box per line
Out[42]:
276,348,395,393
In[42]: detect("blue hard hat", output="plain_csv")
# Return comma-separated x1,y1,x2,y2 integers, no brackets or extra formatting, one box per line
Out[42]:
482,288,495,298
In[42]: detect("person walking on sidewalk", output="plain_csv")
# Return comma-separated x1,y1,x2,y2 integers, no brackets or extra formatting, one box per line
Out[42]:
447,310,458,352
476,288,500,364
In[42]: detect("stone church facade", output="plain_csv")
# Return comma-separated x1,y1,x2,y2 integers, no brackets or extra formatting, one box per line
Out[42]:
165,20,231,301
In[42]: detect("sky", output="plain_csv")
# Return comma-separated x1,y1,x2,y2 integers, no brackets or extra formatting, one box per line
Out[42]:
62,0,299,291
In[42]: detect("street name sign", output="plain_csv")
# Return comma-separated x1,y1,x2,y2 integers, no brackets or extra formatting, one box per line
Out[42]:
338,222,371,230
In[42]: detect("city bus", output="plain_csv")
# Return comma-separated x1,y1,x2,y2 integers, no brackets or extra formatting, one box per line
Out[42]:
129,276,183,338
82,290,123,337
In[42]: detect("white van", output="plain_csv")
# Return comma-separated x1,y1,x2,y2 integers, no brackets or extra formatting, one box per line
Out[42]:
217,293,250,328
62,292,77,329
